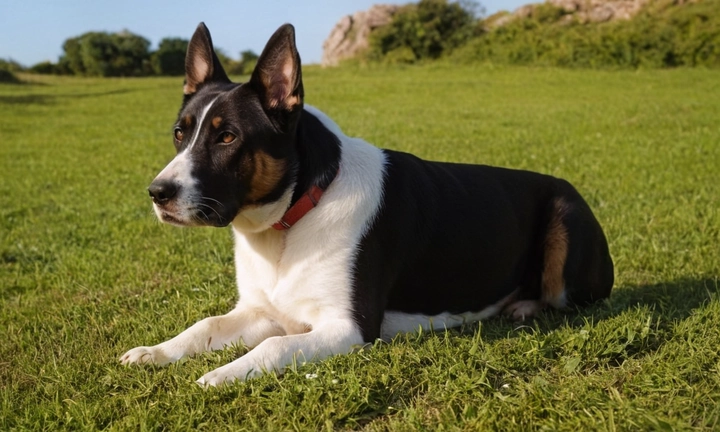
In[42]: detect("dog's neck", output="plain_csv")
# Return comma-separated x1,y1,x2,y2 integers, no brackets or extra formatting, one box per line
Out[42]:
232,108,342,233
232,188,294,234
289,108,342,206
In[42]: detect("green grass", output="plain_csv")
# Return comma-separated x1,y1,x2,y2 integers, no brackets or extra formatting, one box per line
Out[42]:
1,64,719,430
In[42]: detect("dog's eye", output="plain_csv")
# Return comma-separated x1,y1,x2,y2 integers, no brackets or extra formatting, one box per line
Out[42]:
173,128,184,141
220,132,236,144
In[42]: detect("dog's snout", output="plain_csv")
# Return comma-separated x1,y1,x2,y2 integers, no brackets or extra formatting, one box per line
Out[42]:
148,180,178,205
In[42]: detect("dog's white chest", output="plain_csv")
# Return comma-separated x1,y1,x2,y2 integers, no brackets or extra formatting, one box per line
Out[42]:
232,226,353,332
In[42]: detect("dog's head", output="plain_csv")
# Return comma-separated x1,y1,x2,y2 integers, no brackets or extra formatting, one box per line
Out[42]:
148,23,303,228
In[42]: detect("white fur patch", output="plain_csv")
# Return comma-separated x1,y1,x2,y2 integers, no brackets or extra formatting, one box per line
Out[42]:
379,289,520,340
187,95,220,151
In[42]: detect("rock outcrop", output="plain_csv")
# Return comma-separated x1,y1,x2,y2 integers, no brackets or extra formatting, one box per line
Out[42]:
321,4,400,67
547,0,650,22
487,0,652,29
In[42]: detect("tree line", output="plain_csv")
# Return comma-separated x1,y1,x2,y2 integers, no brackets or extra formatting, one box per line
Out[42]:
3,0,719,81
3,30,258,78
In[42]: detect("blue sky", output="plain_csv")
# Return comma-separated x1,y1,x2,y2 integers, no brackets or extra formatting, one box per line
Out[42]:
0,0,528,67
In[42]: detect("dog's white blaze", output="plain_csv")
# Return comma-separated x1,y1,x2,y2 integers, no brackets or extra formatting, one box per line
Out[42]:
149,95,221,224
187,95,221,151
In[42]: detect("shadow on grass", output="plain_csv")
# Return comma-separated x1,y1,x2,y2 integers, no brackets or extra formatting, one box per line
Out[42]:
598,277,718,319
0,89,134,106
339,278,720,427
466,277,720,344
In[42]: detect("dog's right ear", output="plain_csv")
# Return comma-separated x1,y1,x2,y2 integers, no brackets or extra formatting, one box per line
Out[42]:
249,24,303,112
184,22,231,95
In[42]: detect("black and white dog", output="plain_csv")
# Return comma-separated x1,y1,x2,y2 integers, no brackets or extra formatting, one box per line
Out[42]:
120,23,614,386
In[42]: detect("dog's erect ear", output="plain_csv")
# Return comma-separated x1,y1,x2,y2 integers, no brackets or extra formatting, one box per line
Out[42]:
249,24,303,111
184,22,231,95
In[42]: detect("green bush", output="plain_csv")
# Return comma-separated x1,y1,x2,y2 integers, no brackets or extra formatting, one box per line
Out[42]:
224,50,259,76
61,31,151,77
0,69,20,83
368,0,477,62
0,59,24,73
29,61,62,75
151,38,188,76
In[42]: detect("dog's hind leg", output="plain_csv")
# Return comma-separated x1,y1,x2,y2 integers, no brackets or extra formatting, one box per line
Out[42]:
555,196,614,307
539,197,571,310
504,197,571,320
504,194,614,321
120,305,285,366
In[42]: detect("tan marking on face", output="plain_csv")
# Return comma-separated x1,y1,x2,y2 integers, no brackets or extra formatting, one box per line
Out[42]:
212,116,223,129
180,115,192,128
245,151,286,203
541,198,570,307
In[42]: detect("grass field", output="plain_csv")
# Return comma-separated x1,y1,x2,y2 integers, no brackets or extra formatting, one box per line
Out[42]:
1,64,719,430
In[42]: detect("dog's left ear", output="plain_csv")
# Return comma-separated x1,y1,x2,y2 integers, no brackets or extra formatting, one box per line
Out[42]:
249,24,303,111
184,22,231,95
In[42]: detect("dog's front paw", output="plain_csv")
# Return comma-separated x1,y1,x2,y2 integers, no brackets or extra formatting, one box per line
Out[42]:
196,362,264,387
120,346,173,366
196,371,228,388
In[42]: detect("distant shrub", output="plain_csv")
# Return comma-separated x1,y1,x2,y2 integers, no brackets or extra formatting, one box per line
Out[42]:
0,59,24,73
151,38,188,76
368,0,477,62
0,69,20,83
224,50,259,76
60,30,151,77
239,50,259,75
29,61,62,75
20,31,259,78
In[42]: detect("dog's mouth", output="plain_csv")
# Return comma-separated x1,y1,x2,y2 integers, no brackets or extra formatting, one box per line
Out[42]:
157,211,186,226
155,204,231,228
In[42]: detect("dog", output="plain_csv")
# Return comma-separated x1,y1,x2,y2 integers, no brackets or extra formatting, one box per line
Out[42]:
120,23,614,386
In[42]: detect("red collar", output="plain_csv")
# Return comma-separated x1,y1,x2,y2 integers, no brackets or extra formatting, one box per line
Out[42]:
272,169,339,231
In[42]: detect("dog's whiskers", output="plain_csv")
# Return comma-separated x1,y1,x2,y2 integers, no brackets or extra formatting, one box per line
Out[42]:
201,196,225,209
196,202,222,221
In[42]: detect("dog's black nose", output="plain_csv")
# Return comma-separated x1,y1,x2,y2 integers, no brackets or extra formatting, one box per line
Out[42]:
148,180,178,205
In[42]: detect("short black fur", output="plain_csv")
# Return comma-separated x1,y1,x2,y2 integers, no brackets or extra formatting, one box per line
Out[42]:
351,151,614,342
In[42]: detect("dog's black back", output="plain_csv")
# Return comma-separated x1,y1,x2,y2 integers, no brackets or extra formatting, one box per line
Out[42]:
352,151,613,340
